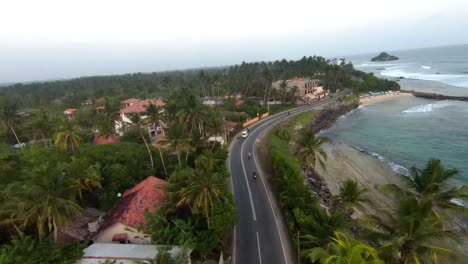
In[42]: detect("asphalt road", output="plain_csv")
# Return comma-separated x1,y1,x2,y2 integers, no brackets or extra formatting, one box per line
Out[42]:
228,90,351,264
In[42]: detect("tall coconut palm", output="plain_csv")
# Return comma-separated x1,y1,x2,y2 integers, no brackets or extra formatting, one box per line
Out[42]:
304,232,384,264
290,85,300,103
300,206,348,249
129,114,154,168
54,119,82,153
382,159,468,217
162,122,190,166
1,104,21,146
31,108,54,146
361,194,459,263
279,79,288,104
206,114,225,150
2,165,81,242
294,129,331,175
176,95,206,162
176,167,228,228
143,103,168,175
334,179,370,215
66,157,102,200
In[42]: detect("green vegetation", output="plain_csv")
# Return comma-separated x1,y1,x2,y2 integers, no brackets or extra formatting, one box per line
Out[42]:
0,54,404,262
265,110,468,263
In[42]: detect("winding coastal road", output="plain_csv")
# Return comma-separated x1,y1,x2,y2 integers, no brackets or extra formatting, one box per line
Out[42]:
228,89,351,264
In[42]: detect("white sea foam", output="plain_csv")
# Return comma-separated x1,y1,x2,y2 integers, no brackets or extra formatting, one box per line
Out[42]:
370,152,385,161
381,68,468,88
388,162,409,176
402,101,454,113
420,65,431,69
356,62,407,68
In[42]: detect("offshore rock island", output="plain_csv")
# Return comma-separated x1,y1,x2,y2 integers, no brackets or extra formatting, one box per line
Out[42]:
371,51,399,62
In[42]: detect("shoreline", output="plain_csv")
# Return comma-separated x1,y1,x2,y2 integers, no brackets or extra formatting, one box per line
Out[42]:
359,92,413,105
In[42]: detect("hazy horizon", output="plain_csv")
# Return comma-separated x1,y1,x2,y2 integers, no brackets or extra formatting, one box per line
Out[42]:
2,0,468,84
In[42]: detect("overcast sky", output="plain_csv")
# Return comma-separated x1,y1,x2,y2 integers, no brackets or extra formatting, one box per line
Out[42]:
1,0,468,83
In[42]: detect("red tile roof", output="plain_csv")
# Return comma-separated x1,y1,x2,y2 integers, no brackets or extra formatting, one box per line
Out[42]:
95,97,105,103
234,100,244,107
225,121,238,132
64,108,78,115
93,135,120,145
95,106,105,111
119,99,165,114
84,98,94,104
100,176,166,229
121,98,141,104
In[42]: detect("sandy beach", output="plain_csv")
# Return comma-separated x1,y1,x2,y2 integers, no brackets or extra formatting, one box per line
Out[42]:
359,92,413,105
316,143,401,211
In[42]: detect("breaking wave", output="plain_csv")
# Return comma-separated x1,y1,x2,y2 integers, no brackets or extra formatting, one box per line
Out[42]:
381,68,468,88
402,101,455,113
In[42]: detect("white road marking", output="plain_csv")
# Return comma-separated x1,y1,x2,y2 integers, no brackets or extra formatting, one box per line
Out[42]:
240,139,257,221
233,225,237,264
229,92,349,264
257,232,262,264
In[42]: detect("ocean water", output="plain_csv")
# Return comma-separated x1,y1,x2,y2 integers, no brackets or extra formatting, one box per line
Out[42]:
324,97,468,186
347,44,468,96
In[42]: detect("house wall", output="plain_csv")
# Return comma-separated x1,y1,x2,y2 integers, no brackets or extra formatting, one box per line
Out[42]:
94,223,152,245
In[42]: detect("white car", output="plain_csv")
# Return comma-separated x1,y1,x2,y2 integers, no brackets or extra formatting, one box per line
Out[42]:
241,130,249,138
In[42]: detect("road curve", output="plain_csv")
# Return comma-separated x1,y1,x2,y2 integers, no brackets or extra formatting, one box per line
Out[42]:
228,90,351,264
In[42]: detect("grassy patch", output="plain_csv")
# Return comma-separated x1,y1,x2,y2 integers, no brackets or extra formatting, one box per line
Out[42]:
289,110,316,127
268,104,298,115
338,94,359,103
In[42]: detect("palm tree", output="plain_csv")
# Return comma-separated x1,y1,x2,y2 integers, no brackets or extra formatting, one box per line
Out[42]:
334,179,370,215
129,114,155,168
66,157,102,200
1,104,21,145
143,103,168,175
294,129,331,175
279,79,288,104
300,206,348,249
162,121,190,166
95,112,114,139
290,85,300,102
206,114,225,150
176,95,206,162
2,165,81,242
382,159,468,217
31,107,54,146
175,155,228,227
361,194,459,263
54,119,82,153
304,232,383,264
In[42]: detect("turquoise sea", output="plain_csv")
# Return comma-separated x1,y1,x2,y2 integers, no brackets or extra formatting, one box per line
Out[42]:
324,96,468,186
324,45,468,187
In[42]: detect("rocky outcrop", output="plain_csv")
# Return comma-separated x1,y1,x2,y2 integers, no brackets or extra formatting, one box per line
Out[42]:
371,52,399,62
312,101,359,133
304,167,333,207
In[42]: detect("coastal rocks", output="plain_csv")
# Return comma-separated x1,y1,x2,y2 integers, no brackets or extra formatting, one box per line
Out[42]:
304,167,333,207
312,101,359,133
402,90,468,102
371,52,399,62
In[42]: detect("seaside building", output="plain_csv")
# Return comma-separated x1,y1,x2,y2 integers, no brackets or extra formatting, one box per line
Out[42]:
93,176,166,244
272,77,326,104
63,108,78,119
115,98,166,138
